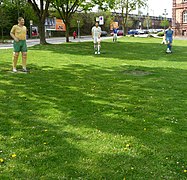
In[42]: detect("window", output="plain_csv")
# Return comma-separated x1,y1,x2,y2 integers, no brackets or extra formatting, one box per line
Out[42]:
184,11,187,23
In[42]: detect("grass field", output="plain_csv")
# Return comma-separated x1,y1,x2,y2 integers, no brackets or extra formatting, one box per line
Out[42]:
0,37,187,179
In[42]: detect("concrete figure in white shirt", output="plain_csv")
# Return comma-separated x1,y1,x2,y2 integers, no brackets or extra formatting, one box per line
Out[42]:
91,22,102,55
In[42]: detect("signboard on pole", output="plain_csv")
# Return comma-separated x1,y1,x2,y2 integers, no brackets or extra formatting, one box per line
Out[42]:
31,26,38,37
99,16,104,25
45,17,66,31
55,19,66,31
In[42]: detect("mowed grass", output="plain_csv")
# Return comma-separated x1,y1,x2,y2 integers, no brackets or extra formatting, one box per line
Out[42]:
0,37,187,179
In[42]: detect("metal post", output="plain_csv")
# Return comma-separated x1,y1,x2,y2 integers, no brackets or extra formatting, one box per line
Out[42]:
163,9,168,30
77,20,80,42
30,25,31,39
30,20,33,39
138,9,142,29
151,9,155,30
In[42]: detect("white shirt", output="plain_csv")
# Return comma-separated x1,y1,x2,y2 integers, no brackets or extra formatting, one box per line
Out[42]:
92,26,101,38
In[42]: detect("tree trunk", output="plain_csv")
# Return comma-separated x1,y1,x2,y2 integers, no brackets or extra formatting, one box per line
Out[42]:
38,20,47,45
124,5,129,36
124,14,128,35
27,0,50,45
65,21,70,42
121,8,125,36
1,27,3,41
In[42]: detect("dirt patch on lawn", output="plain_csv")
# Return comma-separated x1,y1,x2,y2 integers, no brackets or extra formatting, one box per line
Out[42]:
123,70,153,76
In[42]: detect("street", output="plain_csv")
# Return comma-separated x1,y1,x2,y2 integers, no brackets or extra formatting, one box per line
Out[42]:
0,36,113,50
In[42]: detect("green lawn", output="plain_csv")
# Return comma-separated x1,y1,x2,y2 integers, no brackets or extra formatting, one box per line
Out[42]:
0,37,187,179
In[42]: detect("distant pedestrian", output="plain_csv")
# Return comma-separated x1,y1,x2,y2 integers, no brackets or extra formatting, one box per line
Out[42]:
91,21,102,55
165,26,174,53
10,17,28,72
73,31,77,39
113,28,118,42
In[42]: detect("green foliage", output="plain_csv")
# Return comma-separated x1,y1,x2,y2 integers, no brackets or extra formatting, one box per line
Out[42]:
91,0,115,10
113,0,147,12
23,3,39,25
0,0,37,38
0,5,11,40
70,14,84,29
143,16,152,29
52,0,96,41
110,0,147,35
160,20,169,29
126,17,134,28
157,31,164,36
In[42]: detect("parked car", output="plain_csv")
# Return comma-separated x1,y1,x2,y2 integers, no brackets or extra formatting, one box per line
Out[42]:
155,29,163,33
147,29,163,34
128,29,139,35
142,29,149,34
101,31,107,37
136,29,144,34
117,30,124,36
148,29,154,33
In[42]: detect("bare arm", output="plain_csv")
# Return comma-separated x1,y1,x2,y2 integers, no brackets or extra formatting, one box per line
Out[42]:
91,28,93,39
10,32,19,42
99,27,101,38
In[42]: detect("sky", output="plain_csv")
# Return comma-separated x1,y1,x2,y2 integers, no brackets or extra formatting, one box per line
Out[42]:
145,0,172,17
93,0,173,18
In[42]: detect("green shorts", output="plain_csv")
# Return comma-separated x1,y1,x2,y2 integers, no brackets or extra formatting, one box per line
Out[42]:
13,40,27,52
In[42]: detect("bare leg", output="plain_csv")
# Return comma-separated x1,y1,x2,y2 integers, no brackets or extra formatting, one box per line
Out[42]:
169,42,172,51
98,42,101,53
94,43,97,50
22,52,27,70
94,43,97,54
12,52,19,71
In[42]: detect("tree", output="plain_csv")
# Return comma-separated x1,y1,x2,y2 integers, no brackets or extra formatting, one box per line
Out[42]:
143,16,152,29
0,3,11,41
52,0,93,42
70,14,84,30
112,0,147,35
28,0,51,44
0,0,38,40
126,17,134,29
160,20,169,30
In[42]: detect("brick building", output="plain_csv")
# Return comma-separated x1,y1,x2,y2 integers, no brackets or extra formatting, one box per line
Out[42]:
113,13,172,30
172,0,187,36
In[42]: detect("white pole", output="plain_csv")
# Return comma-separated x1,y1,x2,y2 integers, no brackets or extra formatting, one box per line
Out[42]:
77,20,80,42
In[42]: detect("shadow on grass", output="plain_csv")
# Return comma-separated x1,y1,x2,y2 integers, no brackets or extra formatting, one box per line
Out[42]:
29,38,187,62
0,61,187,179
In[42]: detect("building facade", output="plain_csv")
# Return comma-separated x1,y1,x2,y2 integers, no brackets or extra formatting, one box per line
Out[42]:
172,0,187,36
113,13,172,30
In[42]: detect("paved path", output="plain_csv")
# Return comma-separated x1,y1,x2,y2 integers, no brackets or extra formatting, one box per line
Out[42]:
174,36,187,40
0,36,113,49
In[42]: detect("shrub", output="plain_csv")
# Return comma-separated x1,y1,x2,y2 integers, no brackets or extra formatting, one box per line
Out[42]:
157,31,164,37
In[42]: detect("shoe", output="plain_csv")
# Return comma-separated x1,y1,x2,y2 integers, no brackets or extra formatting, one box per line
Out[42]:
98,51,100,55
166,48,171,53
22,68,28,72
12,69,18,73
95,51,97,55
